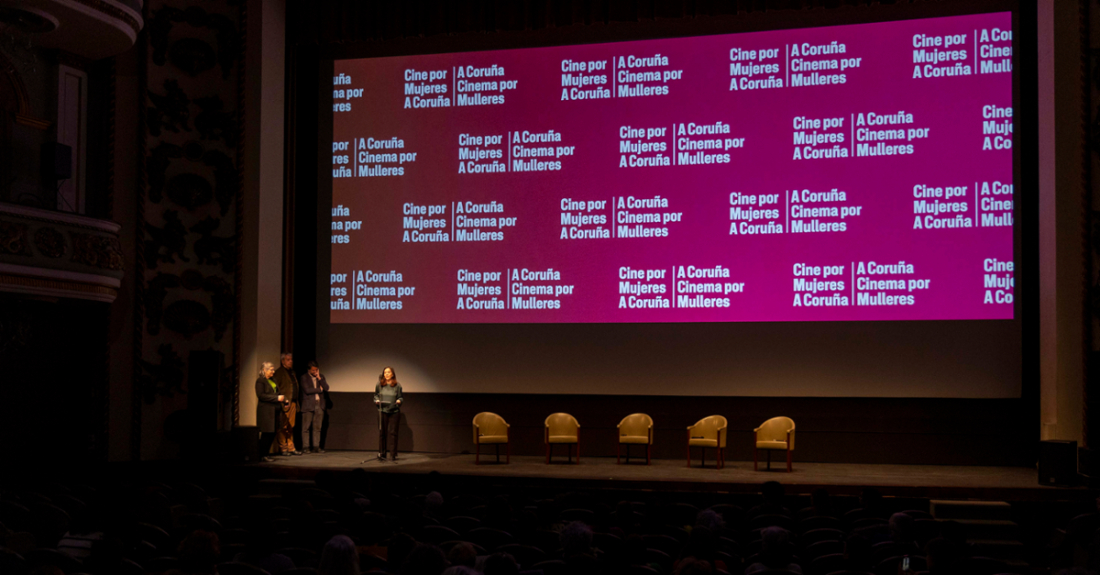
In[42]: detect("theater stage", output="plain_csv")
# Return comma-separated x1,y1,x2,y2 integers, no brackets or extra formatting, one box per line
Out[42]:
255,451,1091,502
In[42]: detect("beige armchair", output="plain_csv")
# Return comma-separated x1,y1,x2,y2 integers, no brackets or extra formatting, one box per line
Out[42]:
686,415,727,469
754,416,795,472
617,413,653,465
545,413,580,464
472,412,510,465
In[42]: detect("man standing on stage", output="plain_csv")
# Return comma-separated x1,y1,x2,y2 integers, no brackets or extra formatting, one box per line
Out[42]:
274,352,302,455
299,361,329,453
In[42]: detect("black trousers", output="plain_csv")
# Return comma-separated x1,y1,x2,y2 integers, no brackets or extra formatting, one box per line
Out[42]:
258,432,276,462
379,411,399,458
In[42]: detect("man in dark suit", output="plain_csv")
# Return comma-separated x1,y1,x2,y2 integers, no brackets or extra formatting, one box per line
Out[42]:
299,360,330,453
274,352,302,455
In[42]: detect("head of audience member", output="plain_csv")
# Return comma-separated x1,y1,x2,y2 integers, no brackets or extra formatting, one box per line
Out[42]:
177,530,220,574
811,487,832,516
758,526,796,570
261,362,276,380
424,491,444,518
387,532,416,572
308,360,320,377
317,535,359,575
281,352,293,370
890,512,916,544
844,533,872,570
446,542,477,568
403,543,447,575
560,520,594,557
483,552,520,575
694,509,725,532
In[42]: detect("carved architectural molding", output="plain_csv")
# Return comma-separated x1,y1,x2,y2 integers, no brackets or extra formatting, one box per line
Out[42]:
0,202,124,302
0,52,51,130
0,0,145,61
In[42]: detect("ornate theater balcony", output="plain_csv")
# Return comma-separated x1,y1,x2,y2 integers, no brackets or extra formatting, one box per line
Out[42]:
0,203,123,302
0,0,143,61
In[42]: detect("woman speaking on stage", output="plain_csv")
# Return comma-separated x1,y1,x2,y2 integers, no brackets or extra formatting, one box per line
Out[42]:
374,366,403,462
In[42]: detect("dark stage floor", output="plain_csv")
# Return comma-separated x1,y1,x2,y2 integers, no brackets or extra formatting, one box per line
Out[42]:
256,451,1091,502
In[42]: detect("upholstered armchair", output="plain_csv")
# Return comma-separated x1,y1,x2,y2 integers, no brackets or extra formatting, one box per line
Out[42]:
687,415,727,469
754,416,795,472
617,413,653,465
545,412,580,464
472,412,510,464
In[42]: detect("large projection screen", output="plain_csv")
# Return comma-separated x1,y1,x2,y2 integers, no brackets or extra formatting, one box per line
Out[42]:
317,11,1022,398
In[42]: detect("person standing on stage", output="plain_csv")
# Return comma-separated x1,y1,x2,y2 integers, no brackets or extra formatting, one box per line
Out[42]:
274,352,302,455
374,366,403,462
299,360,329,453
255,362,284,462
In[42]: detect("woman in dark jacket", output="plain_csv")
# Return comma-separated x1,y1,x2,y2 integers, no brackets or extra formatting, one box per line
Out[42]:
256,362,284,462
374,366,403,462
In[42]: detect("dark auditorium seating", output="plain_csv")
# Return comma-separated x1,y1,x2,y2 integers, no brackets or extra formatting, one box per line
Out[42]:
218,561,273,575
0,470,1064,575
24,547,82,573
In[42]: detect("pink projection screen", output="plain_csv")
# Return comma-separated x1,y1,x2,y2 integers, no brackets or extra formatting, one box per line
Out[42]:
328,12,1015,326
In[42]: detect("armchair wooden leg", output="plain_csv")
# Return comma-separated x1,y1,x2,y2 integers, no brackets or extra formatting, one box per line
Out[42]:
507,439,510,464
576,435,580,464
719,447,724,469
787,448,792,472
702,448,706,468
495,444,500,463
754,447,758,471
686,437,691,467
646,443,651,465
617,442,621,465
476,442,480,465
546,443,550,464
766,450,771,470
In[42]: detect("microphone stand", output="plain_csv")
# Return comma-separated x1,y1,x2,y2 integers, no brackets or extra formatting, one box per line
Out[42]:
359,401,385,465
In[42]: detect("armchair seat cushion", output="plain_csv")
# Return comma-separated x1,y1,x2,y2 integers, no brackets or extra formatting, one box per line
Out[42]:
548,435,578,444
688,438,718,447
619,435,650,444
756,440,790,450
477,435,508,444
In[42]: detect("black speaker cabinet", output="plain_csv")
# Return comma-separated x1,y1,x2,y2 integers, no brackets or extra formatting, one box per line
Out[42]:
1038,439,1078,486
